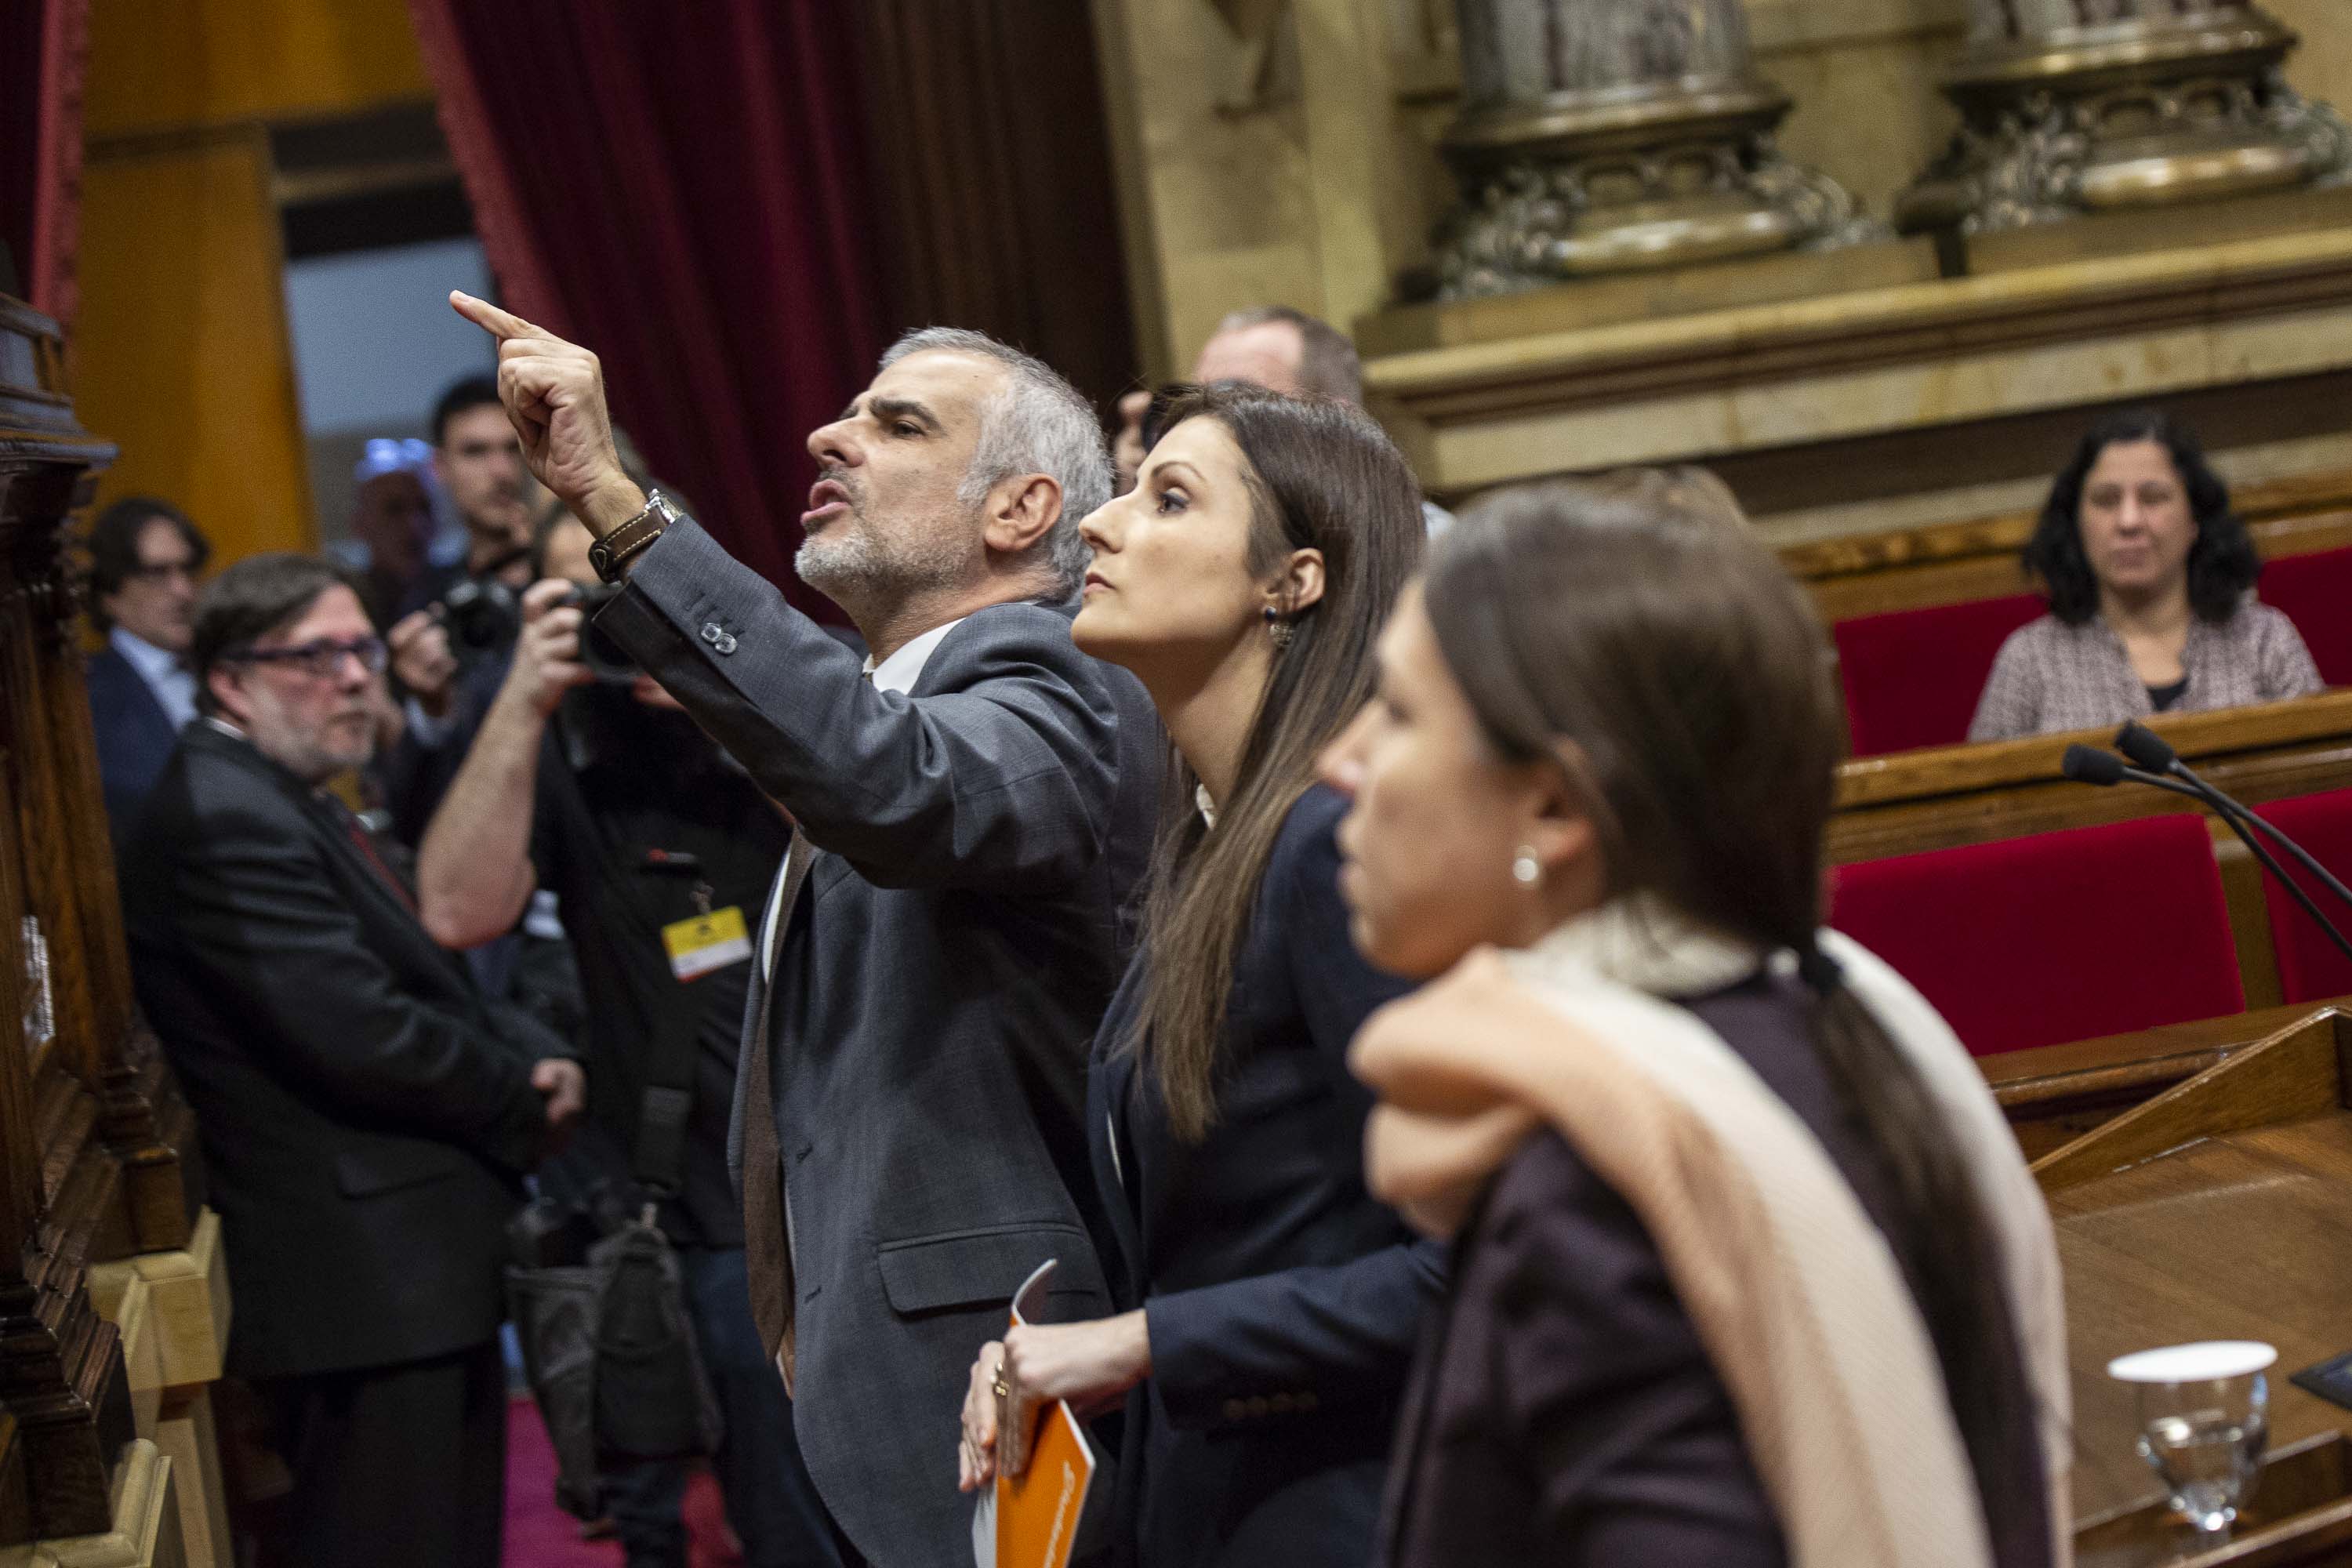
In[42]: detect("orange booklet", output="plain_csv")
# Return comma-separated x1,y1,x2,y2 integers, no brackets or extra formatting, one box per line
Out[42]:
971,1260,1099,1568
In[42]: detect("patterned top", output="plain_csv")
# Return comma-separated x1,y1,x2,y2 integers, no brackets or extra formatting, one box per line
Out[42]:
1968,599,2323,742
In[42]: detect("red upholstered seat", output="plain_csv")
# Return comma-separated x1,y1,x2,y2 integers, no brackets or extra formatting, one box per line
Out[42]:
2258,546,2352,686
1830,814,2244,1055
2252,788,2352,1004
1832,593,2046,757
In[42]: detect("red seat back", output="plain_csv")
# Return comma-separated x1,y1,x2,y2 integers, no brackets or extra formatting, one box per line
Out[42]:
2252,788,2352,1004
2257,546,2352,687
1832,593,2045,757
1830,815,2244,1055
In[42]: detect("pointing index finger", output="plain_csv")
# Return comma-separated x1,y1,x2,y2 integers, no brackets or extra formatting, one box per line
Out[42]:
449,289,545,342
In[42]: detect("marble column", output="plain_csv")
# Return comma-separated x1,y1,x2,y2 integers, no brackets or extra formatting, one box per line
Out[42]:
1902,0,2352,234
1435,0,1878,299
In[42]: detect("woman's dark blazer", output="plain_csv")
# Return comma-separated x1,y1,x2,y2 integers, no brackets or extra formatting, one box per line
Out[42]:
1084,784,1443,1568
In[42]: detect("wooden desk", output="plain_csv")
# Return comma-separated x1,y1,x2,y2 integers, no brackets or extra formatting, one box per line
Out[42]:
1985,1000,2343,1161
2012,1008,2352,1562
1830,691,2352,866
1829,693,2352,1007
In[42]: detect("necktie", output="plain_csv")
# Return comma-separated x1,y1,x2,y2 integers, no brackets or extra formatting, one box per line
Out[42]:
742,827,814,1388
744,667,865,1388
336,803,419,919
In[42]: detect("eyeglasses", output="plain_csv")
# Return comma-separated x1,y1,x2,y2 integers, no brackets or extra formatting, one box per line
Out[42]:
231,637,389,680
124,561,201,585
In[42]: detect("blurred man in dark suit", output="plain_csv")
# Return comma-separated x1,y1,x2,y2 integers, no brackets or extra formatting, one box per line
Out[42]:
83,495,209,849
120,552,586,1568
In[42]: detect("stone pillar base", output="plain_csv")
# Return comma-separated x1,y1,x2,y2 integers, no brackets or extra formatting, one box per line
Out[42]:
1437,81,1882,297
1900,10,2352,237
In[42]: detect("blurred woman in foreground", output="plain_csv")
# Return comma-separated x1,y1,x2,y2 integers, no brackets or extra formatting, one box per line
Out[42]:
1323,472,2072,1568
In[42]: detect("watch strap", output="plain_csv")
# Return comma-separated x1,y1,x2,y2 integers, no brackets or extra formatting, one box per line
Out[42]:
590,489,676,584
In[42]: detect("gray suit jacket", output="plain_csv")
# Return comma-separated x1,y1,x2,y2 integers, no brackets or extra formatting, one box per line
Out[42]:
596,519,1160,1566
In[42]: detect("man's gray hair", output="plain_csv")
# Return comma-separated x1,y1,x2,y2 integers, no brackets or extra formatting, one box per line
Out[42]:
880,327,1109,596
1214,306,1363,405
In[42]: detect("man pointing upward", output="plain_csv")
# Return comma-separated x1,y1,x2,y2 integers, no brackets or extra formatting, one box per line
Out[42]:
453,292,1160,1566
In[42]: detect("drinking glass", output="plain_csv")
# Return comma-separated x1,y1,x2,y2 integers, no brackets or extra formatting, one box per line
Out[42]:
2109,1341,2275,1549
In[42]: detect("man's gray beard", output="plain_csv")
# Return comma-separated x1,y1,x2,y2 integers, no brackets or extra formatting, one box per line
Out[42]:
245,706,375,788
795,516,968,610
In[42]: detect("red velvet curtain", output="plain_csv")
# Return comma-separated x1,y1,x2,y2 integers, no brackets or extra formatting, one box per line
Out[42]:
2,0,91,321
408,0,884,608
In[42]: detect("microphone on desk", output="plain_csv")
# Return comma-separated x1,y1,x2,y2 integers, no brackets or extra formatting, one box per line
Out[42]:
2060,724,2352,969
2114,722,2352,916
2059,743,2203,799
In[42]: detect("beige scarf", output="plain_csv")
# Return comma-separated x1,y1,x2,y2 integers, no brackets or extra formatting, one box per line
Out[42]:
1353,900,2071,1568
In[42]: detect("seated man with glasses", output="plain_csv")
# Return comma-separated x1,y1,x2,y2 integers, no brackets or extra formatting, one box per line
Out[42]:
118,551,587,1568
82,495,212,849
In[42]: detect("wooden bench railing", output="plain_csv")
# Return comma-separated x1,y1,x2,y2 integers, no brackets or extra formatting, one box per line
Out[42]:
1831,690,2352,1008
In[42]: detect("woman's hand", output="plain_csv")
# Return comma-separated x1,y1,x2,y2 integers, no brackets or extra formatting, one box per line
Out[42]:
960,1338,1007,1494
957,1312,1152,1492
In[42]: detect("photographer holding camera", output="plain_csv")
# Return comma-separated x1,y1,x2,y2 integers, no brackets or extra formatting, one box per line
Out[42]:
414,500,840,1568
372,377,557,850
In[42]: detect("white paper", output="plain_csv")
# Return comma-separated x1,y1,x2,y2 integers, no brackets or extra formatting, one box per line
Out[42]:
972,1491,996,1568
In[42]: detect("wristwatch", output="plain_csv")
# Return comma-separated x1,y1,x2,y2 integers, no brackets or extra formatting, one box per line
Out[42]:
589,488,682,584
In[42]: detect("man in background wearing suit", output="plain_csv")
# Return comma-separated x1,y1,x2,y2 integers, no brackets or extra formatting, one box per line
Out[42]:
455,291,1161,1567
1111,306,1455,535
120,553,586,1568
82,495,210,849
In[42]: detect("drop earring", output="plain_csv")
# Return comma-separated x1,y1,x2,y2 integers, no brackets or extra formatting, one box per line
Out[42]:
1262,605,1294,650
1512,847,1541,887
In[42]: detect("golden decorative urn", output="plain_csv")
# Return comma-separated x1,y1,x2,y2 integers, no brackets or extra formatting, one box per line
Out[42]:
1434,0,1878,298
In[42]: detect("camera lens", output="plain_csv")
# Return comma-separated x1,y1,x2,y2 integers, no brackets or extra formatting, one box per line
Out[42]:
438,579,520,653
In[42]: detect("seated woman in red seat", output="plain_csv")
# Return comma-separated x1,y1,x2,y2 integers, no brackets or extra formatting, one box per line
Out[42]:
1969,409,2320,740
1322,476,2070,1567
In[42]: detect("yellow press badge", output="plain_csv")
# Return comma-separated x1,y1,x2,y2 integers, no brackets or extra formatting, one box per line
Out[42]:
661,906,751,982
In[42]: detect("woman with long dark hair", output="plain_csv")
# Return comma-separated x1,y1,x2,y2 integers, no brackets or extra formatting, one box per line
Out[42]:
1323,473,2071,1567
1971,408,2320,739
956,386,1439,1565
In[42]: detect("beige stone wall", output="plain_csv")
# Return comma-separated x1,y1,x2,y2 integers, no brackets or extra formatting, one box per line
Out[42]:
1097,0,2352,376
1091,0,1428,381
1754,0,1965,225
2269,0,2352,137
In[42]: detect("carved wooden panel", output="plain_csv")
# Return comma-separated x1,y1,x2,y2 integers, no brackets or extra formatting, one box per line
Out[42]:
0,289,184,1544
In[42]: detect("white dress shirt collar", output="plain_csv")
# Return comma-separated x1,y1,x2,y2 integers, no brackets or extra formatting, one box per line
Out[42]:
111,626,199,731
862,616,965,695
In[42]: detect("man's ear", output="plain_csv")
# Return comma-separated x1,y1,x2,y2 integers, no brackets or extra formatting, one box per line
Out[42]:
206,666,251,728
982,474,1063,559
